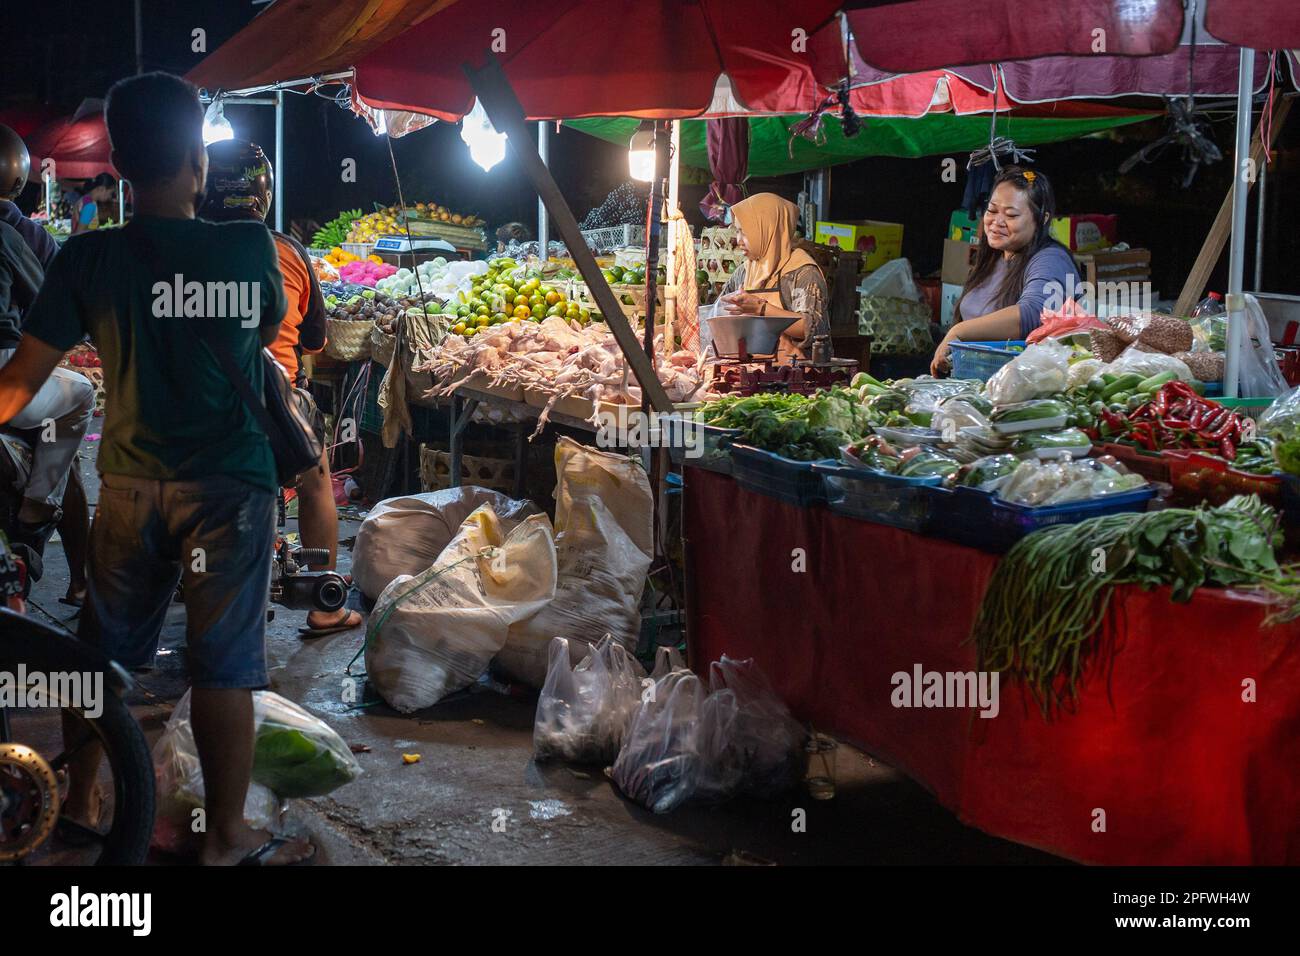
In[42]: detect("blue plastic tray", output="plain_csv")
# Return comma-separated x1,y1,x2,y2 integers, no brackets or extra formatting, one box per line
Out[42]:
812,462,943,532
924,483,1157,553
728,444,833,507
948,340,1026,382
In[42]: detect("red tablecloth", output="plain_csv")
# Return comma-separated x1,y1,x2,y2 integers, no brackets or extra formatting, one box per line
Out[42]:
683,467,1300,864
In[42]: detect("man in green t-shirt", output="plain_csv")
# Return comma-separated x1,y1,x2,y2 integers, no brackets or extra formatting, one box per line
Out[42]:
0,72,313,866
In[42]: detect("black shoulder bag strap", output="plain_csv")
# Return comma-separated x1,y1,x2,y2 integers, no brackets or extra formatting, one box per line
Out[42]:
123,222,282,444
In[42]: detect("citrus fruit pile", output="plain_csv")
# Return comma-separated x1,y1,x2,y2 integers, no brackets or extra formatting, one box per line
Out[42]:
432,257,593,338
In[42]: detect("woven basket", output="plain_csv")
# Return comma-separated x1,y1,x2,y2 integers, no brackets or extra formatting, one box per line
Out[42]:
419,444,516,494
324,317,374,361
370,323,397,368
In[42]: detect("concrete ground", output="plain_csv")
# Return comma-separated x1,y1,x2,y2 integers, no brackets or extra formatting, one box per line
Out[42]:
20,436,1062,865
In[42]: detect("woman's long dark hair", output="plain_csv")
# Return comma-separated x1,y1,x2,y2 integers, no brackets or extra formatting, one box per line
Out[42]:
954,166,1062,321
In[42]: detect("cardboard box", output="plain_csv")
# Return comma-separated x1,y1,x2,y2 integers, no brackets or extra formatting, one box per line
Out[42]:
1073,248,1151,287
940,282,963,327
941,238,979,286
948,209,982,243
814,219,904,271
1050,214,1119,253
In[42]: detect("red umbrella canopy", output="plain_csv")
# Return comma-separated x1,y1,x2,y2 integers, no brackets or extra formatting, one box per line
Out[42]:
842,0,1186,73
25,103,116,180
350,0,846,120
1206,0,1300,49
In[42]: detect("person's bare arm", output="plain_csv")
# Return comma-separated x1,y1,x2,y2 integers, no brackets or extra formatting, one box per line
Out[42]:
0,336,65,425
930,306,1021,376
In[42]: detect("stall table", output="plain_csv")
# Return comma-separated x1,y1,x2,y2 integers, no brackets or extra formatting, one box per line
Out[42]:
683,466,1300,865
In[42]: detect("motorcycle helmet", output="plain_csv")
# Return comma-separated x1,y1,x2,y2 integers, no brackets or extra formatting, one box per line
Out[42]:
0,124,31,201
199,139,273,222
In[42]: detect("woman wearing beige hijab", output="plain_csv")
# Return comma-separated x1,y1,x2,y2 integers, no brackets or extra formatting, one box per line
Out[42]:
718,193,830,360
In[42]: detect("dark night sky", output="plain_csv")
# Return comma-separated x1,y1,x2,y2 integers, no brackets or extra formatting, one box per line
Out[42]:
6,1,1299,297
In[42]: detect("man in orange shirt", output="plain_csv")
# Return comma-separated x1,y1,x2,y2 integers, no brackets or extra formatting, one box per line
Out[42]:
200,140,361,635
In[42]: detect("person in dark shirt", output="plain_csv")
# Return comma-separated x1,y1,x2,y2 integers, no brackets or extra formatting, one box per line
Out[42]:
0,72,313,866
0,217,95,567
0,124,57,268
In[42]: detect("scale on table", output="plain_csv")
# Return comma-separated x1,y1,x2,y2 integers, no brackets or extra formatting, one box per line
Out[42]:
372,235,458,255
371,234,460,270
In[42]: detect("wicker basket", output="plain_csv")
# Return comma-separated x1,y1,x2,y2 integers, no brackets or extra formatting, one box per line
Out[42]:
324,317,374,362
370,323,397,368
419,444,516,494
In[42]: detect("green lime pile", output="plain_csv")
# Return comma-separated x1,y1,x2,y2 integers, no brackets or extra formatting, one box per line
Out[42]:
431,256,593,338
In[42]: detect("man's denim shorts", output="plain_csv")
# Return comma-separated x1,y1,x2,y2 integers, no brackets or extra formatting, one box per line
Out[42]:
79,472,275,689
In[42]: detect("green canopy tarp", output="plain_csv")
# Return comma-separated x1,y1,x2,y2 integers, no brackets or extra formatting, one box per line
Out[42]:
568,109,1159,177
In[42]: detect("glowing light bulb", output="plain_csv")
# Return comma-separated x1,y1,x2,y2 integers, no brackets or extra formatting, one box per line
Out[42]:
461,99,507,171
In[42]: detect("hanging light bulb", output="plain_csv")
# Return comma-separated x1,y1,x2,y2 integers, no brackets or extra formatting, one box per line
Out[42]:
628,120,656,182
460,98,507,171
202,96,234,145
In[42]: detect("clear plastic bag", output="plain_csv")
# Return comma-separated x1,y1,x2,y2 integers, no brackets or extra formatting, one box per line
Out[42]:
985,338,1072,405
1238,294,1289,397
1257,383,1300,441
1106,345,1195,382
611,655,800,812
706,656,803,799
250,692,365,798
996,458,1146,506
611,669,706,813
1106,313,1193,354
152,691,284,854
151,688,362,854
533,635,647,764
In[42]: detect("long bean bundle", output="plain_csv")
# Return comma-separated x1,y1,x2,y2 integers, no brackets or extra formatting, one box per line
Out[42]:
972,495,1299,714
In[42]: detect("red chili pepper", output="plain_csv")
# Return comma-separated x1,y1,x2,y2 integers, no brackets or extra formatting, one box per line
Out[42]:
1154,388,1170,416
1220,436,1237,460
1211,413,1240,441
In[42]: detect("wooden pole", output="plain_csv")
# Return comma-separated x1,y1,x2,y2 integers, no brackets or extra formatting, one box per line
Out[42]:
464,55,673,413
1174,94,1291,318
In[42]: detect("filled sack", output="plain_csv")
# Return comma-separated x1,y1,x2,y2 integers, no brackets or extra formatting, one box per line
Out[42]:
498,437,653,687
365,504,557,712
351,487,540,601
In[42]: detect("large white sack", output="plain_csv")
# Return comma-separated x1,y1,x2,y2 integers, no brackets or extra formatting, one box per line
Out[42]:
498,436,653,687
352,487,541,601
365,504,557,712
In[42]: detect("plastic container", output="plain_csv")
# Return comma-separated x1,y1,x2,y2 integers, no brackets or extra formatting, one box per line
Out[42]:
1165,451,1283,508
812,462,943,532
991,414,1069,435
948,340,1027,382
873,425,944,446
1089,441,1175,483
924,484,1157,553
1021,444,1093,461
728,443,833,507
666,419,740,474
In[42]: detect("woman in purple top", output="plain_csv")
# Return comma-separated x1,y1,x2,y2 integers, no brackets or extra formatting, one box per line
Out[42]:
930,167,1081,376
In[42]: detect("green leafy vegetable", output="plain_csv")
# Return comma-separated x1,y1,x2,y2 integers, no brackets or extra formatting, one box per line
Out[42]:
972,495,1299,715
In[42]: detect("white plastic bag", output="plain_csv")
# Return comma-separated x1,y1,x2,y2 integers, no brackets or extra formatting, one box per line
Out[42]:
498,437,653,688
352,488,541,601
1237,294,1289,397
858,257,920,301
533,635,647,764
366,505,557,712
985,339,1072,405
